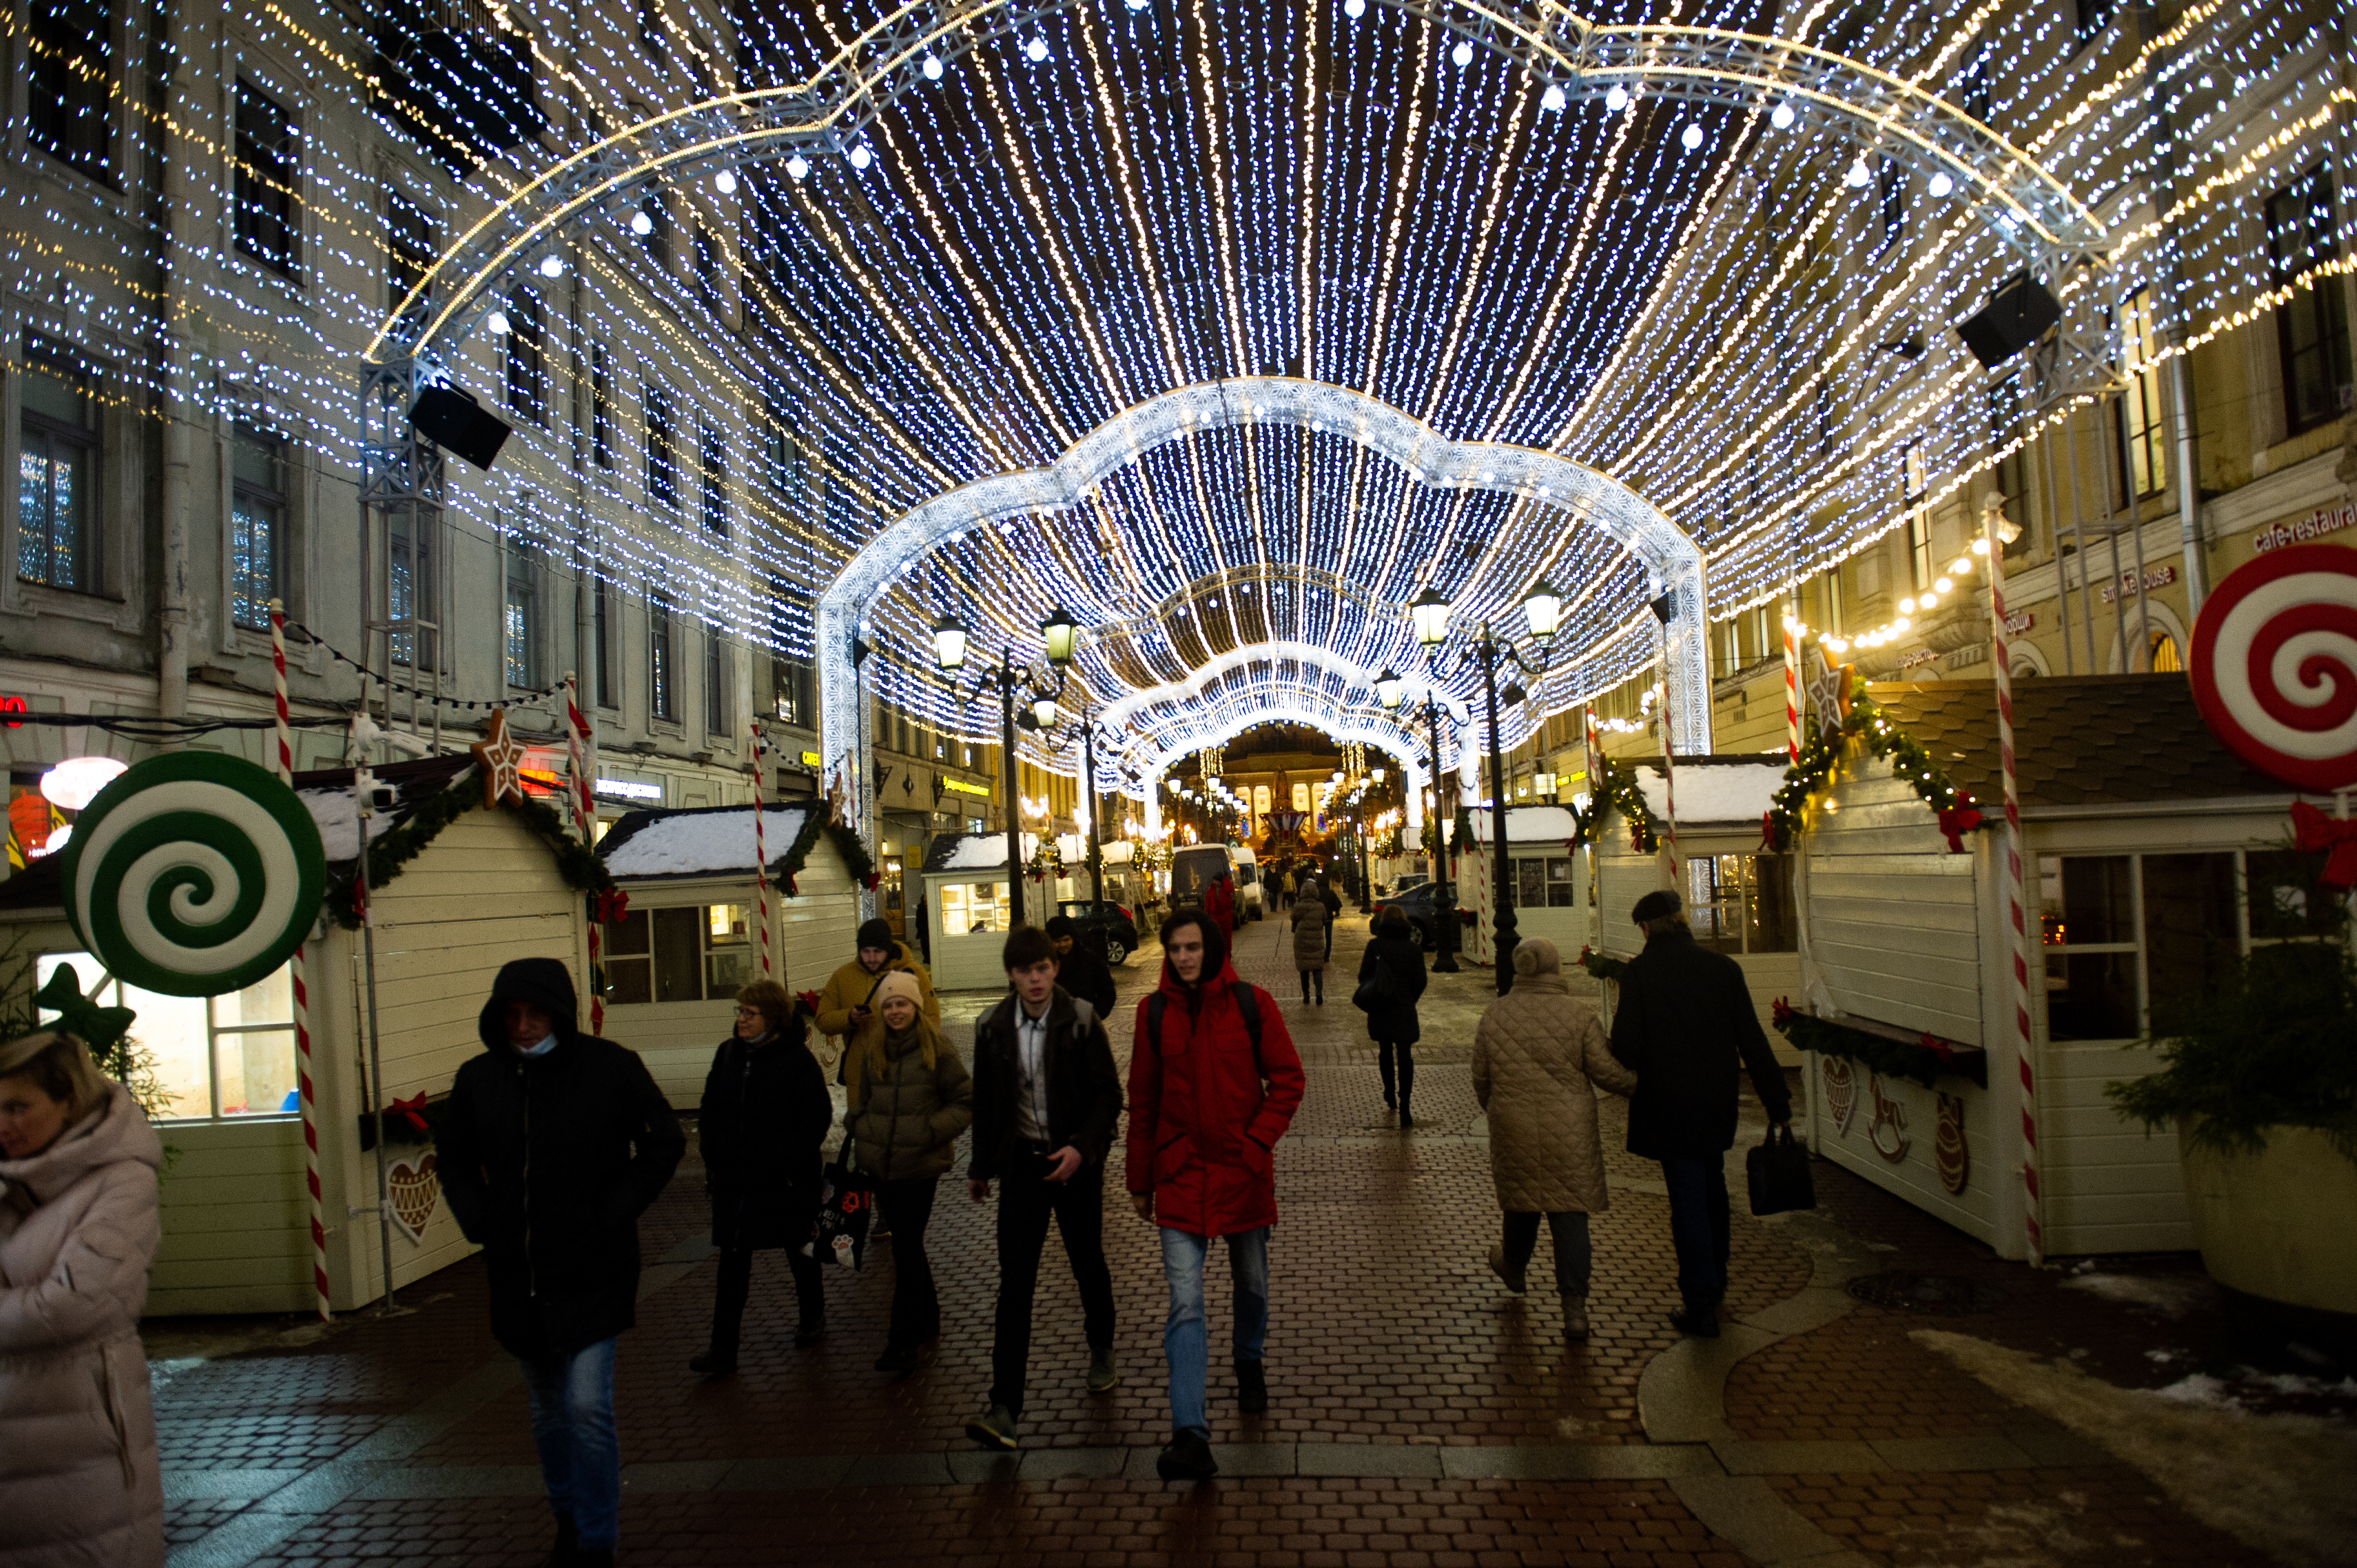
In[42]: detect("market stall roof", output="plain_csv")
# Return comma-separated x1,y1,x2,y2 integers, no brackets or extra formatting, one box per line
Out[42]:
1627,755,1790,826
292,754,476,864
595,804,814,880
1869,675,2288,809
922,831,1041,873
1464,804,1581,845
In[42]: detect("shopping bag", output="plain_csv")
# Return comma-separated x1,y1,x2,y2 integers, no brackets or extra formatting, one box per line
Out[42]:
805,1137,873,1268
1745,1123,1815,1216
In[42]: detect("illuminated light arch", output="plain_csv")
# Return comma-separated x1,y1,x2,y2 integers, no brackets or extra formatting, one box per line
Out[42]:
367,0,2108,367
1123,696,1438,840
816,377,1709,833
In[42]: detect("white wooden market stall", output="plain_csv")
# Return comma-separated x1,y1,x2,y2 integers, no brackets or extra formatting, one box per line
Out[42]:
594,803,866,1105
1787,674,2334,1260
919,831,1054,990
1457,805,1593,966
1579,756,1798,1056
0,752,596,1314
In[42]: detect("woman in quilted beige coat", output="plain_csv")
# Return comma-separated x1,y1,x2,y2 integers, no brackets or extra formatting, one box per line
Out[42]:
1289,881,1330,1005
0,1032,165,1567
1470,940,1637,1342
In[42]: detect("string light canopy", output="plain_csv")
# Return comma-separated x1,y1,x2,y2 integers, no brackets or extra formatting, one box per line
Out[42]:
32,0,2327,814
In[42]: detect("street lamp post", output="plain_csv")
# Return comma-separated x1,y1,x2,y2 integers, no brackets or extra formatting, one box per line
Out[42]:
1377,663,1459,973
935,605,1074,931
1472,627,1535,996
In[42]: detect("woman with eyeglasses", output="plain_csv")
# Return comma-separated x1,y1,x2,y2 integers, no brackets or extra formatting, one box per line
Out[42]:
691,978,833,1375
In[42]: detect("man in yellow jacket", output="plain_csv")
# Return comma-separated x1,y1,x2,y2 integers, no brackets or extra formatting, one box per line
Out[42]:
815,917,941,1068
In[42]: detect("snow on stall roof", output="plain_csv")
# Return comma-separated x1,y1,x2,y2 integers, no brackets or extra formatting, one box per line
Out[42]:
299,790,405,863
599,806,811,879
1466,805,1581,845
930,832,1039,872
1632,760,1787,824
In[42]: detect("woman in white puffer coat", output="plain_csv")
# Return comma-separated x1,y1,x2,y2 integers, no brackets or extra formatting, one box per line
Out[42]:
0,1031,165,1567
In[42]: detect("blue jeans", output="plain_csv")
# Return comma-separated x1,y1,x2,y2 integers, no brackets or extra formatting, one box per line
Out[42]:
1158,1226,1268,1437
519,1337,619,1548
1659,1157,1732,1309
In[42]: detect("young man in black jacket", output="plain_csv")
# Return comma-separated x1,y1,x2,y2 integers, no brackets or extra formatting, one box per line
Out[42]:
1607,890,1791,1339
439,957,685,1568
1044,913,1118,1018
963,925,1125,1450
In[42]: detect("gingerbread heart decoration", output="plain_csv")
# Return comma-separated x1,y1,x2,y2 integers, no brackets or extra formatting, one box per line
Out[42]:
386,1152,440,1245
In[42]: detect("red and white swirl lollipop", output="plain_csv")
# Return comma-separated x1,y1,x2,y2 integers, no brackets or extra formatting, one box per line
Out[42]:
2189,544,2357,792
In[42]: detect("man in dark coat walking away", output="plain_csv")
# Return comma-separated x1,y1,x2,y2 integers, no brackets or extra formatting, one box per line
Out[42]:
439,958,685,1568
1043,914,1118,1018
1607,889,1789,1339
1128,910,1305,1481
963,925,1126,1451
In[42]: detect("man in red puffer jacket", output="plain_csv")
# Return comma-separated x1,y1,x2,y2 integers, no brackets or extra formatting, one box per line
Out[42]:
1127,909,1304,1481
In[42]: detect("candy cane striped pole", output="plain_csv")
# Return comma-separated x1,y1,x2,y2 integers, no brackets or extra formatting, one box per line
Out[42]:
269,602,331,1322
564,678,606,1036
1784,599,1801,762
752,720,771,977
1983,505,2044,1265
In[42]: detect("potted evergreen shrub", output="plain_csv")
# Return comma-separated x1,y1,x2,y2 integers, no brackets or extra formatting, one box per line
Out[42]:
2109,939,2357,1313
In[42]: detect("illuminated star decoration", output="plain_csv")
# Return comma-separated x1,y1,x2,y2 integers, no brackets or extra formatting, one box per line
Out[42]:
1803,646,1854,743
470,708,531,809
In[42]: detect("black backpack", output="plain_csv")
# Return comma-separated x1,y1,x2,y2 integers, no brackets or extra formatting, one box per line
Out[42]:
1145,983,1263,1054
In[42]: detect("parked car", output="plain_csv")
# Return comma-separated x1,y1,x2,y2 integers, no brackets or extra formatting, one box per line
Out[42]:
1371,878,1449,951
1056,899,1141,965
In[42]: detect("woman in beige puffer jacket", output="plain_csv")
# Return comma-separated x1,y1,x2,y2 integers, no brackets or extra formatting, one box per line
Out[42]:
1470,940,1637,1342
844,972,972,1371
1289,880,1330,1005
0,1033,166,1567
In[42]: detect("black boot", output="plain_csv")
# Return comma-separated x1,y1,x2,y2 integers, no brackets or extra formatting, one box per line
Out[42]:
1236,1358,1268,1415
795,1314,826,1348
541,1515,578,1568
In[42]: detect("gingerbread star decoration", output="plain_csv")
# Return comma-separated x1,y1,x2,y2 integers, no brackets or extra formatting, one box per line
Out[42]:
1803,644,1855,743
471,707,531,808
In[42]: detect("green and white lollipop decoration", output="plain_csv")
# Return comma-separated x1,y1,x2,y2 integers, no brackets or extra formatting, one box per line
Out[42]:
59,752,327,997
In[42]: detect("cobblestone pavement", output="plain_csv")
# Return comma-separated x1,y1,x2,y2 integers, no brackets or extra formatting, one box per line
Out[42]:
148,911,2301,1568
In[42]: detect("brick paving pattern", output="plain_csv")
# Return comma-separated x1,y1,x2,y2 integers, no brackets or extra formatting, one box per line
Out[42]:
143,911,2293,1567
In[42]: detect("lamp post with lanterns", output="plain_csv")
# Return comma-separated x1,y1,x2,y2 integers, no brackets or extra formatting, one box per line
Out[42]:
934,604,1075,930
1373,661,1460,974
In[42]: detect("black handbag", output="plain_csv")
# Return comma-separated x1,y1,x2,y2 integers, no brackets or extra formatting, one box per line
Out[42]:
1746,1124,1815,1216
1350,954,1399,1012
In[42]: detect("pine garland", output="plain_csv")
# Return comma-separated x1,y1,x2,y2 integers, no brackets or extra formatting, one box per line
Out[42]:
1761,678,1989,854
1574,945,1628,983
772,808,880,892
1770,998,1987,1089
1587,751,1664,854
325,771,614,930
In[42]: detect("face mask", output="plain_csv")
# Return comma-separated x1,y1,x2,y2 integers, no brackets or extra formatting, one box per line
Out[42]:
516,1032,558,1058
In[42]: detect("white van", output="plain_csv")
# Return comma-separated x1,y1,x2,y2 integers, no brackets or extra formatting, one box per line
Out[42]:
1232,846,1265,921
1170,843,1265,921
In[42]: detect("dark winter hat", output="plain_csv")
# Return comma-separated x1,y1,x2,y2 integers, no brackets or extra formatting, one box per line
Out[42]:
1158,907,1228,982
1630,888,1683,926
477,957,581,1051
1043,914,1077,938
856,917,894,952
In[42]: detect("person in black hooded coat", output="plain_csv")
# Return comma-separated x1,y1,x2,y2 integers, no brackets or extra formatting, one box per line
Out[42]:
692,977,833,1376
1357,911,1429,1123
438,957,684,1568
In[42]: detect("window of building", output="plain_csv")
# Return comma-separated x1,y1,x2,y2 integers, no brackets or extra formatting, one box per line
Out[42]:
230,424,287,631
2265,168,2354,436
40,954,294,1121
637,0,669,61
603,904,752,1004
645,382,678,508
2039,849,2338,1042
2148,631,2181,673
940,880,1013,935
29,0,115,184
693,226,722,306
640,190,672,271
233,80,300,277
1901,443,1933,589
590,344,614,469
18,344,101,595
504,538,539,688
699,420,727,538
766,420,800,494
593,577,619,708
650,591,677,720
704,625,728,734
2116,287,2166,499
1876,160,1905,252
389,509,435,667
503,287,545,425
1510,855,1584,910
2073,0,2116,43
1680,854,1799,956
1957,39,1992,123
387,189,435,328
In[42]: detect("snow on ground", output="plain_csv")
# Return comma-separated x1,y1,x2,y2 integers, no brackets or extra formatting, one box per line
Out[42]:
2058,1270,2223,1319
601,807,809,878
1916,1328,2357,1567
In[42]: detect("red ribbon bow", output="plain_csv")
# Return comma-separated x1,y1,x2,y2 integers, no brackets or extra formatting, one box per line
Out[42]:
795,989,821,1015
388,1092,432,1134
863,872,882,892
1761,811,1779,852
1917,1031,1957,1066
2291,801,2357,889
1936,794,1984,854
593,888,631,925
1771,996,1795,1028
